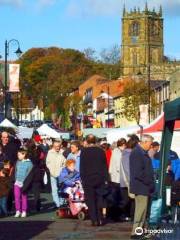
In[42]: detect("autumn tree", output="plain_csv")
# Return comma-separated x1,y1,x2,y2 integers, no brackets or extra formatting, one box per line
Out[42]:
17,46,121,120
17,48,91,116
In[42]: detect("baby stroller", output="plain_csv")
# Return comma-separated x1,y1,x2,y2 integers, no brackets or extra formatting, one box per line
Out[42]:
56,181,88,220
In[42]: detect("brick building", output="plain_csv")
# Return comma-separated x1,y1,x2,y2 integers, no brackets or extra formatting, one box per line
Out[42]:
77,74,124,127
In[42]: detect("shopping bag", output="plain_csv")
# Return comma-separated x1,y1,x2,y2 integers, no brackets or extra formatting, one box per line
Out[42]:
43,171,48,185
149,198,162,224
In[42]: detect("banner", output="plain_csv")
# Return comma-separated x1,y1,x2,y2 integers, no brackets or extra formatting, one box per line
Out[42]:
139,104,149,126
9,64,20,92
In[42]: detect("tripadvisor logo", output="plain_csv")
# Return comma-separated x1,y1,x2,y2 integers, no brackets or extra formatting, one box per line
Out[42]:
135,227,143,236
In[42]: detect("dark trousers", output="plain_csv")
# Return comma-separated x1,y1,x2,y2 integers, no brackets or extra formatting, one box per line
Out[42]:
107,182,121,221
32,183,41,211
120,187,135,219
83,185,103,222
7,189,13,212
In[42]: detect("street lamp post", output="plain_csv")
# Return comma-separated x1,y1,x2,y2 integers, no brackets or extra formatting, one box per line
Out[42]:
4,39,22,119
107,70,112,128
107,85,110,128
147,21,151,124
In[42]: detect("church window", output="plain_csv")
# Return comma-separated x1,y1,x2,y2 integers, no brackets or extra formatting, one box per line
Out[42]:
129,22,140,36
150,21,160,36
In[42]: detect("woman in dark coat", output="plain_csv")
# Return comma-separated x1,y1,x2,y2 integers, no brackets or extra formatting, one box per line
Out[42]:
80,134,109,226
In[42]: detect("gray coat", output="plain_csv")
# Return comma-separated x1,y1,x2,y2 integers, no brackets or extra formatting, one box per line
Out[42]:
109,148,122,184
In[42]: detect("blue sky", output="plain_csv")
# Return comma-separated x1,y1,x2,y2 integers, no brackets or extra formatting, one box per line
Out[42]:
0,0,180,60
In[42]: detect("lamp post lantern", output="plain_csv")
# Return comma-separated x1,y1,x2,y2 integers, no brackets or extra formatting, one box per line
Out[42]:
4,39,22,119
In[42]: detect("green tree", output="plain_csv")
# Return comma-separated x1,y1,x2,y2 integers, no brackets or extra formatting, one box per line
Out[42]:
122,79,150,123
63,94,86,131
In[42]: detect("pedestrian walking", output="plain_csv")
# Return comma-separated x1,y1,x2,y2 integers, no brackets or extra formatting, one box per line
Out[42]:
46,140,66,209
129,135,155,239
80,134,109,226
14,146,33,218
1,131,20,212
108,138,126,221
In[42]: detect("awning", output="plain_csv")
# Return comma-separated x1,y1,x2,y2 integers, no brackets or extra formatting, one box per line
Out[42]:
142,112,180,133
37,124,70,139
0,119,17,129
83,128,111,139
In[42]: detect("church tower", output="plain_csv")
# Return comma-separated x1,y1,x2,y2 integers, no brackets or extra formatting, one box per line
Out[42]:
121,4,164,76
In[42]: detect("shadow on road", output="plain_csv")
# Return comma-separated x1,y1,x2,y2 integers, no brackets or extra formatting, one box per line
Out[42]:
0,221,53,240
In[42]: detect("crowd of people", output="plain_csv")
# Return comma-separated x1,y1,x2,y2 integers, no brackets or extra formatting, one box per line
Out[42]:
0,130,179,239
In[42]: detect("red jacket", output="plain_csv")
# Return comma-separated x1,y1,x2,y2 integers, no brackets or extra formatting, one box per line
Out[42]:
106,149,112,169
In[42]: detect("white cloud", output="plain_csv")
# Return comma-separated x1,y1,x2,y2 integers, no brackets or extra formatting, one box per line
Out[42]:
66,0,180,17
0,0,23,7
0,0,57,9
37,0,56,8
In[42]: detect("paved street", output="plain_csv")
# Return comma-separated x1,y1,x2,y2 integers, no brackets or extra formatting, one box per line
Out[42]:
0,219,132,240
1,193,180,240
0,193,132,240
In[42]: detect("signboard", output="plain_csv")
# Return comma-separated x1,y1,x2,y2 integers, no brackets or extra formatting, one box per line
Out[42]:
139,104,149,125
9,64,20,92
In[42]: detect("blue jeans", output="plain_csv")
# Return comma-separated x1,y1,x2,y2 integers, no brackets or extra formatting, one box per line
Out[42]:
50,176,64,208
0,196,7,215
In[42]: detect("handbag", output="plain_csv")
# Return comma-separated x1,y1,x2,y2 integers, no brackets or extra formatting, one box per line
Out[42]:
149,198,162,224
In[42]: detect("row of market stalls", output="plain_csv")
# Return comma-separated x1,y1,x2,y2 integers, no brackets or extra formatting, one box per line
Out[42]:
1,97,180,154
82,110,180,156
0,119,70,140
85,97,180,223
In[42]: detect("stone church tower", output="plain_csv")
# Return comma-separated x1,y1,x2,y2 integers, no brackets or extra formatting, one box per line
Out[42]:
121,4,164,77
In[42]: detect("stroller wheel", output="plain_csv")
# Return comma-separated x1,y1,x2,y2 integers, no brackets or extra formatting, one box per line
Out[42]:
56,209,66,218
78,211,86,220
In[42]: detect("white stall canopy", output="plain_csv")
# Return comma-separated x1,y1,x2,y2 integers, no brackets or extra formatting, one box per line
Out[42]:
0,119,17,129
37,124,70,139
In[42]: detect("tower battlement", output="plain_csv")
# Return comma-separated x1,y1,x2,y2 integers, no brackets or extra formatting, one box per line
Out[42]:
123,3,162,18
121,3,164,77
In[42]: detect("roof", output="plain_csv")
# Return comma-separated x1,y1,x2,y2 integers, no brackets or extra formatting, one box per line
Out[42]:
81,74,107,85
78,74,124,100
150,80,169,89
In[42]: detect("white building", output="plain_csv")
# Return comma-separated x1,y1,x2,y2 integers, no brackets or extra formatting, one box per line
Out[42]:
12,106,44,121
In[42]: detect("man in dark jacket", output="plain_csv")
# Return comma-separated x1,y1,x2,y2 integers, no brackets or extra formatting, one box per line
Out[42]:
129,134,155,239
1,131,19,166
80,134,109,226
0,131,20,212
